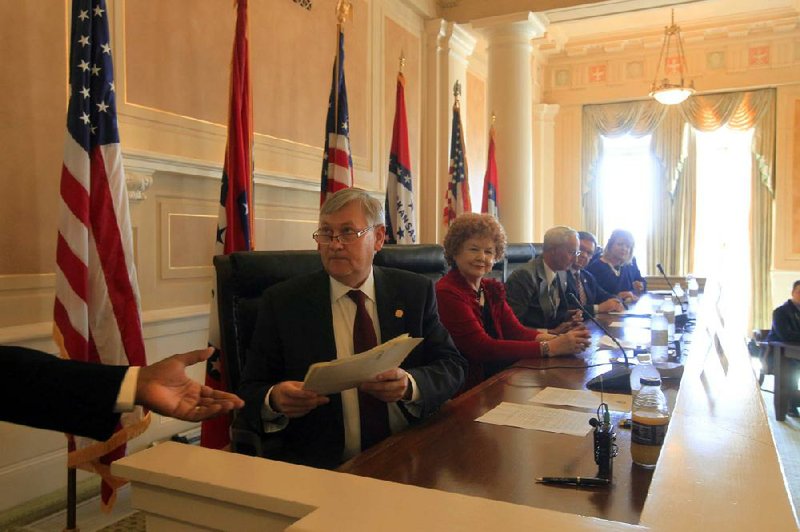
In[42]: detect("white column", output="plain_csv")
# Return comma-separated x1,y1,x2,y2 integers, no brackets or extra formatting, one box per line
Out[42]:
533,103,560,239
421,20,476,243
473,13,547,243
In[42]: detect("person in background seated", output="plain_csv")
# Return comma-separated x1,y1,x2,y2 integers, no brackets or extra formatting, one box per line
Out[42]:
567,231,625,316
767,280,800,417
436,214,591,392
239,188,466,469
0,346,243,440
585,229,646,304
506,226,585,332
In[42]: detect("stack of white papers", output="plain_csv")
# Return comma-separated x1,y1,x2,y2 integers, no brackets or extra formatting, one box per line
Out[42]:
302,334,422,395
529,387,631,413
475,402,593,437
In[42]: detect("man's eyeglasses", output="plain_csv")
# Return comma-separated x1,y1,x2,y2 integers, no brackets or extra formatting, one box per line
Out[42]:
313,225,375,245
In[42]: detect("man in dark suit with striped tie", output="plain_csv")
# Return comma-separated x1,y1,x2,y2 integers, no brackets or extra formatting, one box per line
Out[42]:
567,231,624,316
239,188,465,469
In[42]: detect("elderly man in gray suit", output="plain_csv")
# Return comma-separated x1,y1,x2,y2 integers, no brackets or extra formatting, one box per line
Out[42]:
506,226,584,332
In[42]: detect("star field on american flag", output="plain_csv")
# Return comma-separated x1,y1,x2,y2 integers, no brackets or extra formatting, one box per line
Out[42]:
67,3,119,152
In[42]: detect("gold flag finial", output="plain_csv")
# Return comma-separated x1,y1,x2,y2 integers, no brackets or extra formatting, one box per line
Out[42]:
453,80,461,99
491,112,496,125
336,0,352,25
399,50,406,73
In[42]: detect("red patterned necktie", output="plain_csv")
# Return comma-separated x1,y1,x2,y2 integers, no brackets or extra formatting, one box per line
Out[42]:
347,290,390,450
575,271,588,306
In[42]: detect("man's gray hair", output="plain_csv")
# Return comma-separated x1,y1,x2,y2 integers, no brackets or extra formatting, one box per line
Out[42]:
320,188,385,227
543,225,578,252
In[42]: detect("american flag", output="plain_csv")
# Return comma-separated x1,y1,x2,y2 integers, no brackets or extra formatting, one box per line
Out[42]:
481,124,499,218
203,0,254,450
320,29,353,205
384,72,416,244
54,0,148,510
443,98,471,226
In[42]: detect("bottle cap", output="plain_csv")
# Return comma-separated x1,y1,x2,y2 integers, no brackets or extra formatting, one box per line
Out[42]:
640,377,662,386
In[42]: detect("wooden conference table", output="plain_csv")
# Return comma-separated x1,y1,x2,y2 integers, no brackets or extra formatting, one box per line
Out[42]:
113,290,797,530
339,294,681,525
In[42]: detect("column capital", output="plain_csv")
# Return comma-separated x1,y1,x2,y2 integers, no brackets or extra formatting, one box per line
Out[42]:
424,19,477,62
472,12,548,44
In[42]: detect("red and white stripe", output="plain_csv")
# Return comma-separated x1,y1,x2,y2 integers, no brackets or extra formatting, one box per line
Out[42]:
55,136,145,369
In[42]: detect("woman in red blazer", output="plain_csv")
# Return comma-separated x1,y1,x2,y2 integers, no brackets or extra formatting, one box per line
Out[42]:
436,213,590,392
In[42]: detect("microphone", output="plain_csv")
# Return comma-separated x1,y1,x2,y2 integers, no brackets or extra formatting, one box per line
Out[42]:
656,263,688,328
656,263,687,312
569,292,630,367
568,292,635,393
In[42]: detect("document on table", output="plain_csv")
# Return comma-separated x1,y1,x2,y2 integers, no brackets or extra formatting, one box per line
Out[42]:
610,317,651,329
598,335,640,350
475,402,593,437
608,310,652,317
529,387,631,413
303,334,422,395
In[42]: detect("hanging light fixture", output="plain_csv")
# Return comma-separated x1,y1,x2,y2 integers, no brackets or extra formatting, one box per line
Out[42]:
650,9,694,105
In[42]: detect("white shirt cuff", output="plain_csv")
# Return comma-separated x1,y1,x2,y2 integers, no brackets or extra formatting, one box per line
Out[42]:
261,386,289,432
114,366,139,413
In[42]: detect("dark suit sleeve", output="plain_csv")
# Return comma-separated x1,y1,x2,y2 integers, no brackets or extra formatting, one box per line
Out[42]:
586,270,615,305
505,267,549,328
238,288,287,432
0,346,124,440
403,278,466,419
770,303,800,343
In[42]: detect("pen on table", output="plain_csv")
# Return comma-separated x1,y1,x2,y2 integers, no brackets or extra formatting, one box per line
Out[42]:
619,297,629,310
535,477,610,487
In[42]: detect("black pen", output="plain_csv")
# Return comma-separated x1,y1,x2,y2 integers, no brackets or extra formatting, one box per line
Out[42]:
535,476,610,487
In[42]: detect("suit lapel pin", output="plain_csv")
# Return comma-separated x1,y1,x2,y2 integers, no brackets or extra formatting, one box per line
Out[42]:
395,309,404,318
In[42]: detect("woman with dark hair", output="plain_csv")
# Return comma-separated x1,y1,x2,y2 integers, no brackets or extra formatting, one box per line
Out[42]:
436,213,590,391
586,229,646,303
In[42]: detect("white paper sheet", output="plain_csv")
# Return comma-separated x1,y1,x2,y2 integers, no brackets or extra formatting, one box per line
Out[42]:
529,387,631,413
475,402,593,437
598,335,640,349
303,335,422,395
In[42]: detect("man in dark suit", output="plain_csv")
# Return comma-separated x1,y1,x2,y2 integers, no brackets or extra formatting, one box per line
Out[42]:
566,231,624,316
768,280,800,416
1,346,243,440
239,188,466,469
506,226,583,331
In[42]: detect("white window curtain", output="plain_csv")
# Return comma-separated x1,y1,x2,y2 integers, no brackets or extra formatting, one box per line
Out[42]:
581,88,776,328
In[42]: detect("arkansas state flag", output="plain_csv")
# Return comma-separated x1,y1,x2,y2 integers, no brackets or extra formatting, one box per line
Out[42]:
481,124,499,218
54,0,149,510
320,29,353,205
202,0,254,450
384,71,417,244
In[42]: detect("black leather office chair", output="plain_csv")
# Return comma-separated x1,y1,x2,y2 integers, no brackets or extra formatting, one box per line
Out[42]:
213,244,448,456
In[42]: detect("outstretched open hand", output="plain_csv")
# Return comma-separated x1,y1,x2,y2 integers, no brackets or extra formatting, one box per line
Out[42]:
135,348,244,422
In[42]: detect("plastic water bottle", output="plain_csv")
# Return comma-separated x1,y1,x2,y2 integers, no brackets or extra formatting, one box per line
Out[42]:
661,297,675,341
631,377,669,469
650,311,669,363
672,282,685,301
687,275,699,318
629,353,661,399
